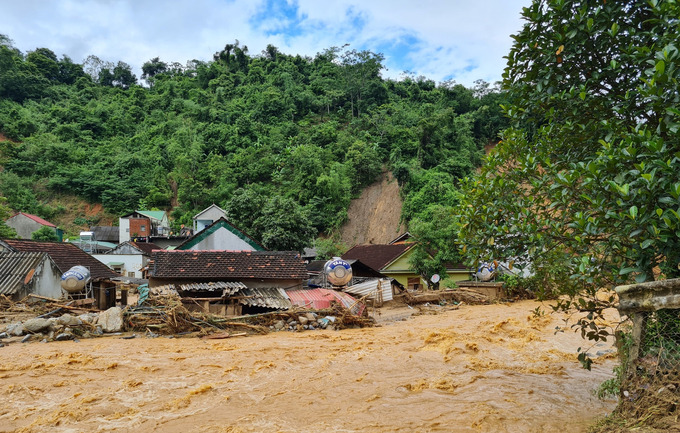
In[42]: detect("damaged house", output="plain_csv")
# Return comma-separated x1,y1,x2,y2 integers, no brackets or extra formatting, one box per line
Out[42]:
0,252,62,300
148,250,307,315
0,239,121,303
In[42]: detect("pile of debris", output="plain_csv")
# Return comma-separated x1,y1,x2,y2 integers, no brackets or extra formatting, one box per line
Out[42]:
402,288,491,305
126,293,374,336
236,303,376,332
0,289,374,346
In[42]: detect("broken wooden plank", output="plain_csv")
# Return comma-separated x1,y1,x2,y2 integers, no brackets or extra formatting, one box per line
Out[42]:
72,298,95,306
201,332,247,340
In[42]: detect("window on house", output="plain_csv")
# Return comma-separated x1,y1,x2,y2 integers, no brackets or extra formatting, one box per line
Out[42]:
407,277,421,292
126,228,130,233
140,225,146,232
128,272,135,277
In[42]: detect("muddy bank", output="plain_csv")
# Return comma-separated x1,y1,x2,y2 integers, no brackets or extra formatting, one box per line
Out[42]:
0,301,617,432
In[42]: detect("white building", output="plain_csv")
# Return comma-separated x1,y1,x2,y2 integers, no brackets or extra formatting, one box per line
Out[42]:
177,218,264,251
193,204,228,233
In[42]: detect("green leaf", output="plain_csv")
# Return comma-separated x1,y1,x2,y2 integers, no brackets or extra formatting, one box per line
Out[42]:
656,60,666,75
629,206,638,219
640,239,653,249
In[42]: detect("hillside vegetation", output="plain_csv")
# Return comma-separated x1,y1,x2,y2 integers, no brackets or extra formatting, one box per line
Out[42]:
0,34,507,250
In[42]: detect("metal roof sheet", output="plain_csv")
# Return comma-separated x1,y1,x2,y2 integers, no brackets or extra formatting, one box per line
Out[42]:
344,278,393,302
0,252,49,295
179,281,247,294
1,239,120,281
286,288,365,315
150,284,178,296
238,287,292,310
136,210,166,221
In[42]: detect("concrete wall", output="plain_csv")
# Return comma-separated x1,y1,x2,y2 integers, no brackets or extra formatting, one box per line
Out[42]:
92,253,147,278
148,237,188,249
13,256,63,301
187,226,257,251
119,218,130,243
5,215,56,240
193,207,227,231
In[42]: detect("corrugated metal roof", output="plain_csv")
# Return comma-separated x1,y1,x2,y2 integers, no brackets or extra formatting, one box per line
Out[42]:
286,288,365,315
89,226,120,243
0,252,49,295
179,281,247,294
344,278,393,302
150,284,178,295
238,287,292,310
136,210,166,221
1,239,121,281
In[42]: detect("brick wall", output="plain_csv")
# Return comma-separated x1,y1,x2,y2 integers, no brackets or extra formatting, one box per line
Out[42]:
129,218,151,237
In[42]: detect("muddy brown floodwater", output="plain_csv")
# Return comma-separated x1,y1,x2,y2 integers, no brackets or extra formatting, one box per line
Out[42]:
0,301,618,433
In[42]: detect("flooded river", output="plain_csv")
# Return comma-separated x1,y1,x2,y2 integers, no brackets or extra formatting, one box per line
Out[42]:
0,301,617,432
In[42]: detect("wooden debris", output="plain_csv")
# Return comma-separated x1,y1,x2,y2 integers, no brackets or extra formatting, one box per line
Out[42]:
201,332,247,340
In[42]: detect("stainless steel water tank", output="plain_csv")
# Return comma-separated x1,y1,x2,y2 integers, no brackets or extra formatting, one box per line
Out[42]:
324,258,353,287
60,266,91,293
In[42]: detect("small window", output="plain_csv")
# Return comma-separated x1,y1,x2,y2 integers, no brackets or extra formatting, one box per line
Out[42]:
140,225,146,232
126,228,130,233
128,272,135,277
407,277,421,291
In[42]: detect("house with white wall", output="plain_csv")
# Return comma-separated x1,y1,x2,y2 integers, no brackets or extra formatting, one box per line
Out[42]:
176,218,264,251
92,241,160,278
193,204,228,233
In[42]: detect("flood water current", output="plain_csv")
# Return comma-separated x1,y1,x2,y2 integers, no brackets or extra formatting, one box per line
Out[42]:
0,300,618,432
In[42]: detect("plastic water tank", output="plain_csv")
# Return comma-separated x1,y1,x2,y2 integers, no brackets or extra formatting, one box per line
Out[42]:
60,266,91,293
324,258,353,287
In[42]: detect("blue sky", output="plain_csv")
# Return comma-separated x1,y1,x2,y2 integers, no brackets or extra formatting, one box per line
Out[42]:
2,0,530,87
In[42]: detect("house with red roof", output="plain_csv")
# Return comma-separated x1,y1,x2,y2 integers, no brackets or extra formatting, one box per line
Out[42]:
4,212,61,240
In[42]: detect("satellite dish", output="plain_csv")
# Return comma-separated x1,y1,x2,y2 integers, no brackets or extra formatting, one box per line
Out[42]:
431,274,441,283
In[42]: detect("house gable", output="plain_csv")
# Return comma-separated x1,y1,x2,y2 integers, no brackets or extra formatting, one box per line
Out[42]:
193,204,228,232
381,247,415,271
176,218,265,251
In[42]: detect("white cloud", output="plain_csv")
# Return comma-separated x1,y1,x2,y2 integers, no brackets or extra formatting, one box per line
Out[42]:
2,0,530,86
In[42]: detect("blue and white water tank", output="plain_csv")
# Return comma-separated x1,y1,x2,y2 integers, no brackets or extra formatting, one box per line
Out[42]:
323,258,353,287
60,266,91,293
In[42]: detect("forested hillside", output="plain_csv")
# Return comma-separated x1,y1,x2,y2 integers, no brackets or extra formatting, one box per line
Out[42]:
0,34,507,250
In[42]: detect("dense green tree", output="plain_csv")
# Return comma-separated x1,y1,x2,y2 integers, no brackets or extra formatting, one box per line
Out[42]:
31,225,59,241
254,195,317,252
408,205,461,289
0,35,508,247
141,57,168,83
457,0,680,354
